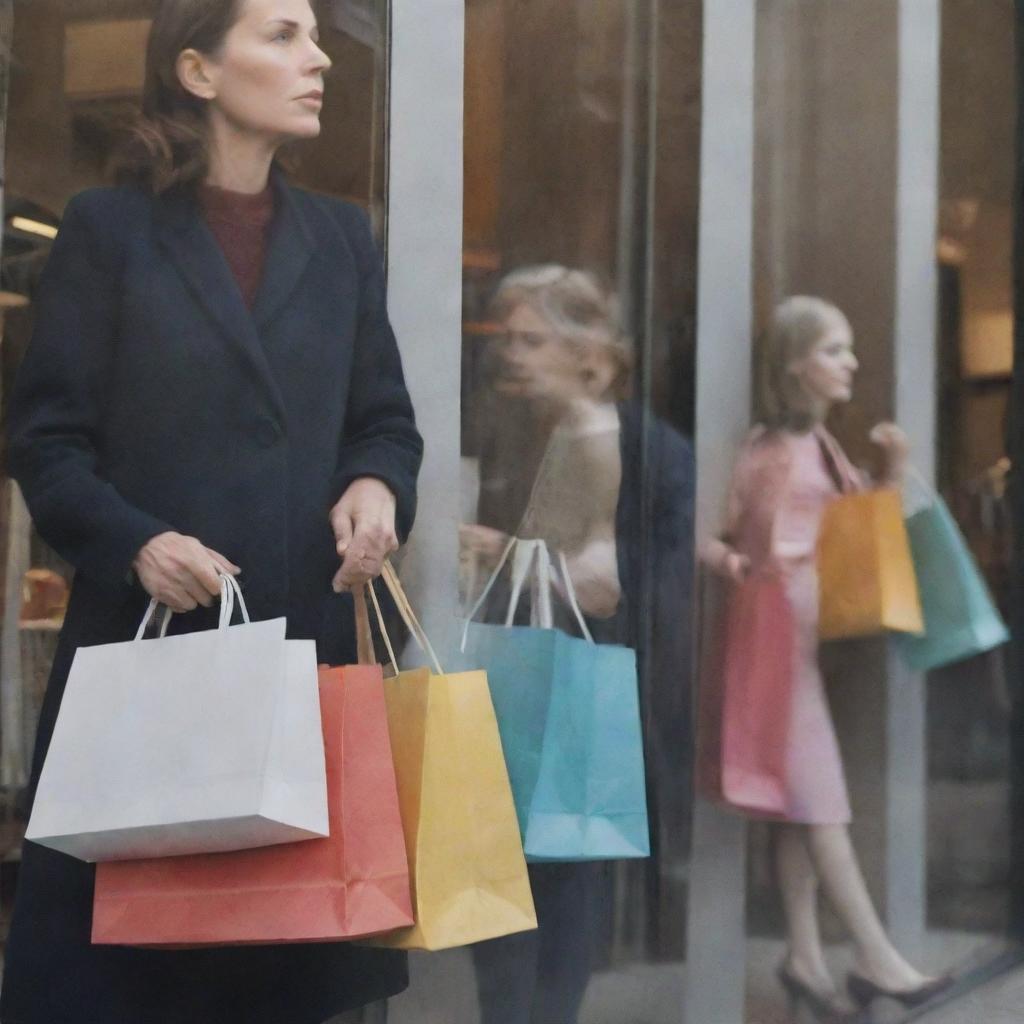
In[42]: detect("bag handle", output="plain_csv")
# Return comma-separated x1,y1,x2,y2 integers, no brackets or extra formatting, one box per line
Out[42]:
901,464,937,518
551,549,594,643
459,537,593,651
134,572,248,641
217,573,250,629
354,584,401,676
376,561,445,675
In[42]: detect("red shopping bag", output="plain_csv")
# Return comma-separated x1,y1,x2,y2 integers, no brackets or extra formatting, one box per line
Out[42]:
92,593,413,947
699,574,794,817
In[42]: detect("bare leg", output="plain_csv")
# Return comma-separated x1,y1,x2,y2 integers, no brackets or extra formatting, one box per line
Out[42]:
806,824,930,990
775,824,836,994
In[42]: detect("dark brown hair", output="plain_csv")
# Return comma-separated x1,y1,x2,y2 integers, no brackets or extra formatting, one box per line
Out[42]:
115,0,245,193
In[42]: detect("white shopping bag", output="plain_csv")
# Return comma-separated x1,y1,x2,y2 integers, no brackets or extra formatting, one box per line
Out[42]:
26,576,329,862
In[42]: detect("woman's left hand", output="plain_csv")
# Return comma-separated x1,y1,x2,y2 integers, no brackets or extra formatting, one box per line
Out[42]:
869,422,910,483
330,477,399,592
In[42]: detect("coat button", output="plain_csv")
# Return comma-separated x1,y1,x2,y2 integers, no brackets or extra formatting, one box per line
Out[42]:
255,418,282,448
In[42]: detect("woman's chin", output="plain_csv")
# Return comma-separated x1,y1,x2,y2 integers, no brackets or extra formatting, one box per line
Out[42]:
285,119,323,141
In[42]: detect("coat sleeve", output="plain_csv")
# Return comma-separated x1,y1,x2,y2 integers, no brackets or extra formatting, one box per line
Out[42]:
329,205,423,541
5,193,173,586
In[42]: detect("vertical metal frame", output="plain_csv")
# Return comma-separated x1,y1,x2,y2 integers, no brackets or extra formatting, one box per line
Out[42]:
385,0,465,653
0,0,9,233
684,2,757,1021
887,0,941,956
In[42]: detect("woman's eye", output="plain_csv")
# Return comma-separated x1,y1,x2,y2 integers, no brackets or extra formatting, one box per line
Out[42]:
273,30,294,42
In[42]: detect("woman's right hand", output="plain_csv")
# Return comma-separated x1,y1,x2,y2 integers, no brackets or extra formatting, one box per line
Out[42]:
720,550,752,585
459,524,510,565
132,532,240,613
700,537,751,584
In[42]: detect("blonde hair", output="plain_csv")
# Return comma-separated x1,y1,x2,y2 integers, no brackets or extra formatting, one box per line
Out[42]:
490,264,632,400
757,295,851,430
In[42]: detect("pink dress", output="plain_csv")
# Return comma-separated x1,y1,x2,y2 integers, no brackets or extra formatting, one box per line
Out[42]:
718,428,858,825
772,433,851,823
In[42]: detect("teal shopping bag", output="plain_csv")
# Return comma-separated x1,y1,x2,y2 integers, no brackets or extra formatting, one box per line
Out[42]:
462,539,650,862
894,480,1009,671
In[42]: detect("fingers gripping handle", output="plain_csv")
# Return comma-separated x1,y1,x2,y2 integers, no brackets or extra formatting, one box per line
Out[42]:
134,572,249,641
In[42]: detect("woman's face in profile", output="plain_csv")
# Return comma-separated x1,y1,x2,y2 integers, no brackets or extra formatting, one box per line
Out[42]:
494,301,590,405
790,318,858,407
188,0,332,145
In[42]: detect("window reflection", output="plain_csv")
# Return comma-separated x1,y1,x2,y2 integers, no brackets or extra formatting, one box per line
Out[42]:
457,2,701,1019
461,259,695,1022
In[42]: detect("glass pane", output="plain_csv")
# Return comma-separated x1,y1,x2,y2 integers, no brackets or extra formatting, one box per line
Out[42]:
421,2,702,1021
931,0,1015,953
732,1,1018,1019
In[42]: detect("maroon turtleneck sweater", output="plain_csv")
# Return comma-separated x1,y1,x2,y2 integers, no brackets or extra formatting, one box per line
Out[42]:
198,182,275,309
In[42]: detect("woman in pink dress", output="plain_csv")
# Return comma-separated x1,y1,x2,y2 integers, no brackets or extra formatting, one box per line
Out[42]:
703,297,950,1019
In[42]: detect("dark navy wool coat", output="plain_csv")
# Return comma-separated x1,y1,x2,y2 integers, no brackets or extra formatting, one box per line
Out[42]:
0,172,422,1024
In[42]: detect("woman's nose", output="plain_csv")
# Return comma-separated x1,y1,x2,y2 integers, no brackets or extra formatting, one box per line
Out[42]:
307,40,332,74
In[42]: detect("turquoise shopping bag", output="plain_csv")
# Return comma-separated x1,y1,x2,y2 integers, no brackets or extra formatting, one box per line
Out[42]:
462,539,650,862
894,480,1009,671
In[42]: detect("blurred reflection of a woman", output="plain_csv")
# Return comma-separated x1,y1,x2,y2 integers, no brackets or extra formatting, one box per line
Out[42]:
464,265,694,1024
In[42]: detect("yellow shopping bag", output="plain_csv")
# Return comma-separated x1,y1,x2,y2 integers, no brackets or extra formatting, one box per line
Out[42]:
366,564,537,951
817,490,924,640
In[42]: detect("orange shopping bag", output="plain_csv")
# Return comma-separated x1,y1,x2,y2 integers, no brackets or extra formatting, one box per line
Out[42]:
817,489,924,640
92,589,413,947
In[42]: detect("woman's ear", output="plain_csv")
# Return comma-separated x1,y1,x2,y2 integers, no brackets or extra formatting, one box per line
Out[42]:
177,49,218,102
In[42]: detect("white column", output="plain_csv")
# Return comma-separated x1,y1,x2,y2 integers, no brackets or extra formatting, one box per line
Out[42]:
887,0,941,956
385,0,465,657
684,2,757,1022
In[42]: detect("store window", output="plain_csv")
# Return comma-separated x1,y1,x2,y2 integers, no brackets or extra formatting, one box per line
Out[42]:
720,1,1019,1019
447,2,702,1021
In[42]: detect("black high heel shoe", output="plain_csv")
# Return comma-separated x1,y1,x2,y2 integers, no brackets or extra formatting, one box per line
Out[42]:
777,966,857,1022
846,971,954,1009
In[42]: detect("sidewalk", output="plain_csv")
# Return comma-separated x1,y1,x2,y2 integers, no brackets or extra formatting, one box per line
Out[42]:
915,958,1024,1024
388,935,1021,1023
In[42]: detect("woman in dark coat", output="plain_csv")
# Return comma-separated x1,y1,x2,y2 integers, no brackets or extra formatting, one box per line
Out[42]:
0,1,422,1022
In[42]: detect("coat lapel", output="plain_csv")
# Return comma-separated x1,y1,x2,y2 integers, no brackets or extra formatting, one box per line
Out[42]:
252,170,316,330
153,183,295,426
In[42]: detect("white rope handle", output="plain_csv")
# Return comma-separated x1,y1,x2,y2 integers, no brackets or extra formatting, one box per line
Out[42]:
552,549,594,643
217,573,250,629
134,572,248,641
459,536,594,650
461,535,519,651
134,601,173,641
